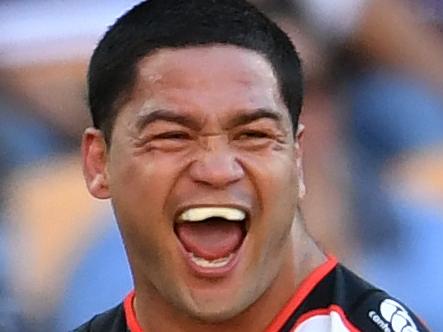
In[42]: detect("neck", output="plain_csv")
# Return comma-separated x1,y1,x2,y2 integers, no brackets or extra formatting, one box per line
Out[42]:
133,235,326,332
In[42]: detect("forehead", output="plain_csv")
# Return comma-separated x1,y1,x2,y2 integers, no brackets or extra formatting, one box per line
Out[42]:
138,45,277,85
127,45,285,114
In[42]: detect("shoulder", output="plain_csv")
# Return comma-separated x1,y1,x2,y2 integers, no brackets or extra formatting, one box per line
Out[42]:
333,265,430,331
71,303,127,332
285,263,430,331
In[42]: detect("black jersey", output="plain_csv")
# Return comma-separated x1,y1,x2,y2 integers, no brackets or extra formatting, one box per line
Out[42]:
73,257,430,332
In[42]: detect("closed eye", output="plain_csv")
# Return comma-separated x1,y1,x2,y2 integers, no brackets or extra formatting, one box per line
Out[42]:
152,131,191,140
236,130,271,140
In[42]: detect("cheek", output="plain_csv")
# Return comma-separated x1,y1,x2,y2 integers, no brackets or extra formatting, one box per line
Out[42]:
244,152,299,254
244,151,299,212
110,159,162,212
107,150,187,236
109,148,187,200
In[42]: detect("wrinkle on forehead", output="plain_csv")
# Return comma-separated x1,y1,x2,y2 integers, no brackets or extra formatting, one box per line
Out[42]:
137,45,279,89
142,48,280,107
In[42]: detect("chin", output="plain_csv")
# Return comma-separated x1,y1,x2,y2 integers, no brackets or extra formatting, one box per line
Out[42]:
184,301,247,324
173,287,253,324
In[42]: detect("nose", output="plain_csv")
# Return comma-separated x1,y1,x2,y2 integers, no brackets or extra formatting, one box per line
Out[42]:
189,135,244,188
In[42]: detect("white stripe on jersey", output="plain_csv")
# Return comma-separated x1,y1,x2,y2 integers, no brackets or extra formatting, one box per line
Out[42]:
292,311,356,332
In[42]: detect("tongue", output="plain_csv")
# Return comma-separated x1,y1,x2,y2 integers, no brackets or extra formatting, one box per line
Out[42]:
176,219,244,260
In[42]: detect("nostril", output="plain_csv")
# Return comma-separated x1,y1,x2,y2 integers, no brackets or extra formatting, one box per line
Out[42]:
189,155,244,187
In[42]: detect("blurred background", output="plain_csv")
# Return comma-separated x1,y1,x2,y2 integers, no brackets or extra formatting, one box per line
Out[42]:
0,0,442,331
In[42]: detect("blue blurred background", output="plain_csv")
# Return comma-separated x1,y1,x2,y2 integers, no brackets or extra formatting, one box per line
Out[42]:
0,0,442,330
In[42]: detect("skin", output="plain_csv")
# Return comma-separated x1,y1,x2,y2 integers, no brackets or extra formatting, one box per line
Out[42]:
82,45,325,332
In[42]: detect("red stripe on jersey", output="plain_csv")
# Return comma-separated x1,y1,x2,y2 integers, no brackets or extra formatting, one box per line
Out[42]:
124,291,143,332
294,305,361,332
265,256,338,332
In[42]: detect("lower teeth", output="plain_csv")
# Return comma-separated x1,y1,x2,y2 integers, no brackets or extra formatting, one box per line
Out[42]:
190,253,234,268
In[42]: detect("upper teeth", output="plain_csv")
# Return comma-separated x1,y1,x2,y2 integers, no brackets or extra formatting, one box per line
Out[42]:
179,207,246,222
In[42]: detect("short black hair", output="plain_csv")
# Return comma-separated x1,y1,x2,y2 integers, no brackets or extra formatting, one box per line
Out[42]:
88,0,303,141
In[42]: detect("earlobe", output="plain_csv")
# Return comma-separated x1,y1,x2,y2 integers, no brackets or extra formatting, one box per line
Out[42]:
295,124,306,199
81,127,111,199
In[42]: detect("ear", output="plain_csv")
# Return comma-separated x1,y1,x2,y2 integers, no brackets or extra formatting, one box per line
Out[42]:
81,127,111,199
294,123,306,199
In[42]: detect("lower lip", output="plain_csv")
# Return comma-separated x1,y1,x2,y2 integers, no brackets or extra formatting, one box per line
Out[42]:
176,235,247,278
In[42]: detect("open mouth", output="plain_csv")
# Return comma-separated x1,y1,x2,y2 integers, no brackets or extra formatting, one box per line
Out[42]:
174,207,248,273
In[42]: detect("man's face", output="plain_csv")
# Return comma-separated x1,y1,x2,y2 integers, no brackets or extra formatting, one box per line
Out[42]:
83,45,304,321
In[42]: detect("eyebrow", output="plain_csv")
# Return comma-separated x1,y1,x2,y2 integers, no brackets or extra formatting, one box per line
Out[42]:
134,109,201,131
134,107,283,132
226,108,283,129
